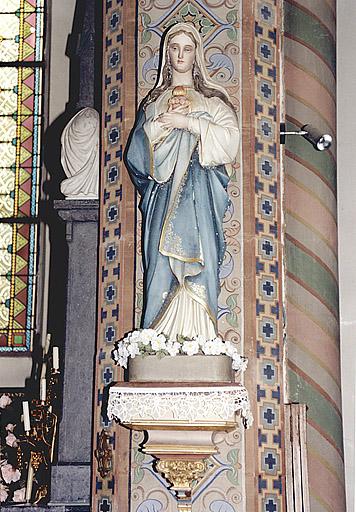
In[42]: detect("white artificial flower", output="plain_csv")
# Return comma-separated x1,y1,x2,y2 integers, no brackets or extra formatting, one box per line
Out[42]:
182,339,199,356
232,354,248,372
211,337,225,355
151,334,167,352
127,342,140,359
224,340,237,358
201,340,215,355
166,341,181,357
128,330,141,343
115,343,129,368
140,329,156,345
112,349,119,363
195,334,206,347
117,355,128,368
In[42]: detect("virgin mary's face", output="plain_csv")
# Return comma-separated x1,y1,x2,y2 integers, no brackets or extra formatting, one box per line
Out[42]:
168,32,196,74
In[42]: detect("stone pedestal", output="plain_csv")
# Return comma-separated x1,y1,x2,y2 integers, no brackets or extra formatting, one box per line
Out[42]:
51,199,99,506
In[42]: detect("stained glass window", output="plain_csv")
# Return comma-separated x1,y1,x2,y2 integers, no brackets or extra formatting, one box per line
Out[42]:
0,0,44,351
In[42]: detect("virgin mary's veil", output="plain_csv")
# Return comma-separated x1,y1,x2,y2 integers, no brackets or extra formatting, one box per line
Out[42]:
155,22,231,100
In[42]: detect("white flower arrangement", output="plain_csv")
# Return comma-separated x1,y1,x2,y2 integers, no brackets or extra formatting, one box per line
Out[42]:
112,329,248,373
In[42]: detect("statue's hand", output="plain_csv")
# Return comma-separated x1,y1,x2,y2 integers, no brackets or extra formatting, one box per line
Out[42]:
157,112,189,130
167,103,190,114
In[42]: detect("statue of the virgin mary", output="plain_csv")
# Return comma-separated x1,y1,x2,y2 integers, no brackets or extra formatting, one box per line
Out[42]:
126,22,240,341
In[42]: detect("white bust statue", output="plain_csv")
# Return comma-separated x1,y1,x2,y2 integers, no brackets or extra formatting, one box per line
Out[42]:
60,107,99,199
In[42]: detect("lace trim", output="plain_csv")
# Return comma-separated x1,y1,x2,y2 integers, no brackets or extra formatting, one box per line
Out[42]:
108,385,253,428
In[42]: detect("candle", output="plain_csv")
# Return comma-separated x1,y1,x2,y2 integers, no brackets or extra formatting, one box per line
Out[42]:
40,378,46,403
22,401,30,432
53,346,59,371
25,461,34,502
44,333,51,355
40,361,47,379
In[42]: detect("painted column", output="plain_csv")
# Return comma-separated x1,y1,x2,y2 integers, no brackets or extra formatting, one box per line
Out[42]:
283,1,345,510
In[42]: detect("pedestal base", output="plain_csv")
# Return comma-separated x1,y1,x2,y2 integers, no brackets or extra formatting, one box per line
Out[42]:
108,383,252,511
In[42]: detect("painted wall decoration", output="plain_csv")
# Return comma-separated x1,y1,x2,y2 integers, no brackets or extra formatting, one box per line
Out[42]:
0,0,44,351
94,1,285,511
249,1,284,511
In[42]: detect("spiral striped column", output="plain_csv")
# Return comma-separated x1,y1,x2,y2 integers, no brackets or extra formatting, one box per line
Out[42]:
284,1,345,510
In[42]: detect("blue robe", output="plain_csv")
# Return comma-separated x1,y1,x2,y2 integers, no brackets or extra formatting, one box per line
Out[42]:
125,105,231,332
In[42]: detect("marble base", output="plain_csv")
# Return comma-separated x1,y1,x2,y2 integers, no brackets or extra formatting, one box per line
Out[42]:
51,465,91,504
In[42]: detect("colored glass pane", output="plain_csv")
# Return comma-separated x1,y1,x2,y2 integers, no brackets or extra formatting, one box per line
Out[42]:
0,65,42,218
0,1,44,62
0,0,44,351
0,222,37,349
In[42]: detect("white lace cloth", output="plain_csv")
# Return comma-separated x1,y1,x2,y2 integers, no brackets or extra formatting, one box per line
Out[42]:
108,385,253,428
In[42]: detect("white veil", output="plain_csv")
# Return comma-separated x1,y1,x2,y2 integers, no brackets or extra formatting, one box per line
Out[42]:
154,22,231,101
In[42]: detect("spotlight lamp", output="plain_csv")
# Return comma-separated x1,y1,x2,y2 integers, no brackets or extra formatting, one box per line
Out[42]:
280,122,332,151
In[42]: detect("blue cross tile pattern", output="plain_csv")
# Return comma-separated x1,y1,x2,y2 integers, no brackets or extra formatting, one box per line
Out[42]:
109,11,120,30
108,88,120,106
258,156,275,179
94,4,126,509
99,497,112,512
259,236,275,260
258,79,275,108
260,403,279,430
259,275,277,301
259,316,277,342
261,448,280,475
254,7,284,489
108,49,121,68
108,126,120,145
103,366,114,385
261,359,277,385
258,2,275,24
259,117,274,139
263,495,280,512
105,325,116,343
259,195,275,220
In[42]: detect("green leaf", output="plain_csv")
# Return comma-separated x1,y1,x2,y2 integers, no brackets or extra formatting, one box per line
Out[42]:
188,4,198,15
230,170,237,182
141,30,152,44
227,467,239,485
200,17,212,27
226,294,239,310
227,27,237,41
227,448,239,465
133,467,144,484
226,312,238,328
141,13,151,28
226,10,237,24
136,293,143,310
134,448,145,464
